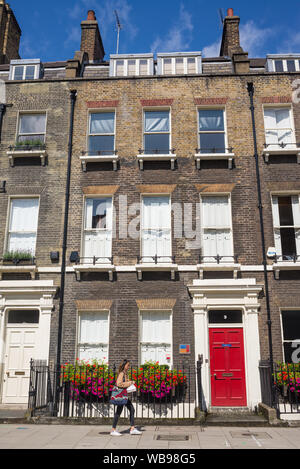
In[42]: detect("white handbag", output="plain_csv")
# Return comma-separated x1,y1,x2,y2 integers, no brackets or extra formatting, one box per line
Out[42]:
127,384,137,393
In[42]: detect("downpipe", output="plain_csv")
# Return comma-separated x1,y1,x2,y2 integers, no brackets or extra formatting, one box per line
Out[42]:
247,82,275,406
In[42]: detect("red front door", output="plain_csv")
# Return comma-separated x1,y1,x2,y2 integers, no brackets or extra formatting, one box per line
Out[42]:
209,328,247,407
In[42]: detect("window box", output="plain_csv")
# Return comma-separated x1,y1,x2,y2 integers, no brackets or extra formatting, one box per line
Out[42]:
0,254,37,279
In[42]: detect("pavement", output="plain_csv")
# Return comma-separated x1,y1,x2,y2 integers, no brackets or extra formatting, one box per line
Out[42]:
0,423,300,450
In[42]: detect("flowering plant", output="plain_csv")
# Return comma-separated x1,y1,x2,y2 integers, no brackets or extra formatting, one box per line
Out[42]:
134,361,187,400
61,359,187,401
61,359,115,400
274,362,300,394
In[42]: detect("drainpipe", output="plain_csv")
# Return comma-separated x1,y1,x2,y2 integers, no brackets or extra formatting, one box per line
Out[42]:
56,89,77,370
0,104,6,143
247,82,275,402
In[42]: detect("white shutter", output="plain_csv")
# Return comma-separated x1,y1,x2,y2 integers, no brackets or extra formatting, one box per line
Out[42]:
141,312,171,364
79,312,109,361
84,198,112,261
142,197,171,260
271,196,282,257
202,196,232,259
292,195,300,256
8,198,39,254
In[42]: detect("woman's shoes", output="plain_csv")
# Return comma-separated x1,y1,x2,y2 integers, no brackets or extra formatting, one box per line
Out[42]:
130,428,142,435
110,430,122,436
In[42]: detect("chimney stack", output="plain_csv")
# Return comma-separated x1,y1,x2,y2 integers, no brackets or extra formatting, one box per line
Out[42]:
80,10,105,63
220,8,250,74
0,1,21,64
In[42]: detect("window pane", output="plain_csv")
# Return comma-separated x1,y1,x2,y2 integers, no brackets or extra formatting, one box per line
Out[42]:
90,113,115,134
116,60,124,76
144,133,170,154
199,110,224,131
14,66,24,80
8,310,39,324
144,111,169,133
199,133,226,153
175,58,184,74
280,228,297,258
275,60,284,72
25,66,36,79
163,58,172,74
278,197,294,226
92,199,109,229
19,114,46,135
282,311,300,341
287,60,296,72
128,59,136,75
187,58,196,74
139,60,148,75
88,135,114,154
209,310,242,324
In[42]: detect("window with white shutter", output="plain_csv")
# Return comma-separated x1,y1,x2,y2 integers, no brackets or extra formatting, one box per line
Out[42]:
7,198,39,256
200,195,233,262
264,108,295,150
83,198,113,263
140,311,172,365
141,196,172,263
78,311,109,361
271,195,300,260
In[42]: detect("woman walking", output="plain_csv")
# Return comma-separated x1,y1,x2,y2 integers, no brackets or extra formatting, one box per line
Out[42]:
110,359,142,436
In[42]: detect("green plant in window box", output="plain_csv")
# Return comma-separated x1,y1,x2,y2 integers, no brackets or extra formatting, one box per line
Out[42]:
3,250,34,265
15,138,45,150
273,362,300,399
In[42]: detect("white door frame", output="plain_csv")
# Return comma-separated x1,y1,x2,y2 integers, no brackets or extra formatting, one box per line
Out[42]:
0,281,57,404
188,278,263,411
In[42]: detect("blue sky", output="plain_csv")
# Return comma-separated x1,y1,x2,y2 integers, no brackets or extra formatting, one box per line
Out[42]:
10,0,300,62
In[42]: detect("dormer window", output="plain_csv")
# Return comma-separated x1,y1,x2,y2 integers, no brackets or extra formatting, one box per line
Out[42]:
110,54,154,77
157,52,202,75
267,55,300,73
9,59,42,81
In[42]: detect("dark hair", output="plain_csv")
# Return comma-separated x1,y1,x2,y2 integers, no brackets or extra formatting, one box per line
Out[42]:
118,359,130,374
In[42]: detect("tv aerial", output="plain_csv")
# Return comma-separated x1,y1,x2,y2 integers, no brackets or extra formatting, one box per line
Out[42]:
114,10,123,54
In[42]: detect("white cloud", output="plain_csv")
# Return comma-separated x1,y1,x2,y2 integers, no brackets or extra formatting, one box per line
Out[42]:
64,27,81,47
150,4,194,53
277,32,300,53
240,21,272,57
202,40,220,58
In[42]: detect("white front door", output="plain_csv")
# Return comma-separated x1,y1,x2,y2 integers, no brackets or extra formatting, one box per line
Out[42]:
2,310,39,404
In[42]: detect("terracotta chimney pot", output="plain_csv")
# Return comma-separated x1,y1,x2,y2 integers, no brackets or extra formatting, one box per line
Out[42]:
227,8,234,17
87,10,96,21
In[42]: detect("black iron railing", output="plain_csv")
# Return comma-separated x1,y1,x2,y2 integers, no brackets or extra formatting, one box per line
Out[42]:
264,142,300,150
71,256,114,266
28,359,203,420
137,255,176,264
195,147,233,154
259,361,300,418
198,255,239,264
82,150,118,156
138,148,176,155
273,254,300,263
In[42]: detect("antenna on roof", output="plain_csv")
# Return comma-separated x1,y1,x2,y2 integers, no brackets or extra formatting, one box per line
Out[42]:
114,10,123,54
218,8,225,27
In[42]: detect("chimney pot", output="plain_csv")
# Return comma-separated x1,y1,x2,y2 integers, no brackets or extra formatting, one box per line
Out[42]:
87,10,96,21
227,8,234,17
